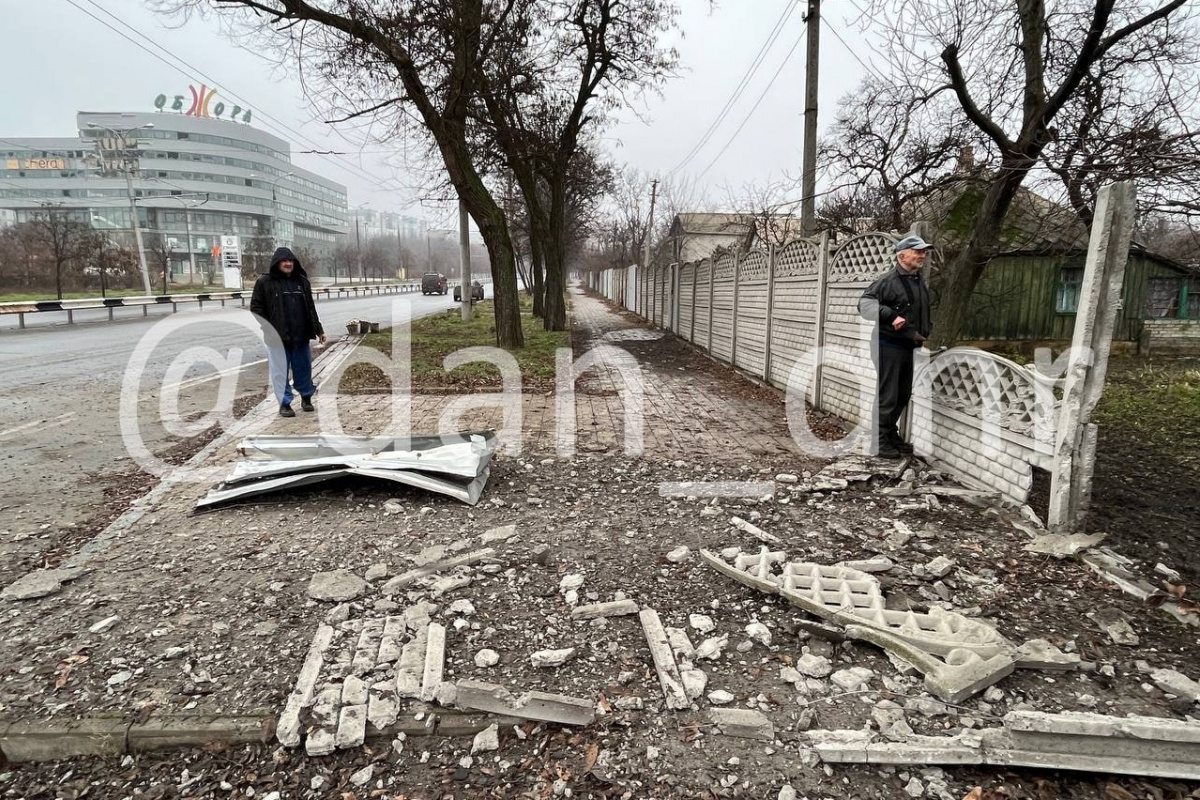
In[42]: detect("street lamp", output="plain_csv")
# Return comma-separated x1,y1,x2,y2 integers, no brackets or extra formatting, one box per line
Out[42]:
87,122,154,295
250,171,294,246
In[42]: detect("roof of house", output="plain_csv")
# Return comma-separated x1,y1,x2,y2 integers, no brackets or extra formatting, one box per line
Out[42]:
671,212,804,245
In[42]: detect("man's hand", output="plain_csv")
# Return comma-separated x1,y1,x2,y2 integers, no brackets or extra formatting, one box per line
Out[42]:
891,316,907,331
318,333,327,345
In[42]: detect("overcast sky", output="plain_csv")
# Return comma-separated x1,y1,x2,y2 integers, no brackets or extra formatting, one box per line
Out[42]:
1,0,874,225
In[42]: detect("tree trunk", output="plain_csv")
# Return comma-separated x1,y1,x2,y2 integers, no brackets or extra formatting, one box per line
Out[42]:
473,201,523,347
542,177,569,331
530,236,546,317
929,155,1037,347
55,258,63,300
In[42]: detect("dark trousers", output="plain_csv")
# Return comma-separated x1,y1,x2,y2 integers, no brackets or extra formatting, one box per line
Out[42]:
875,342,914,444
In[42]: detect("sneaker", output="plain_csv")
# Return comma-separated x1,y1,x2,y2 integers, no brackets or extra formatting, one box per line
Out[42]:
892,437,914,455
301,396,315,412
280,403,296,418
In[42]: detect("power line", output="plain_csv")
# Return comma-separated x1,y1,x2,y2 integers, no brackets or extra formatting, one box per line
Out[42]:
821,16,888,82
65,0,404,195
669,0,801,176
695,27,808,181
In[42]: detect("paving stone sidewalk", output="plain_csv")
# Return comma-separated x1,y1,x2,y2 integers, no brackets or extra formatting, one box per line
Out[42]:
236,285,806,463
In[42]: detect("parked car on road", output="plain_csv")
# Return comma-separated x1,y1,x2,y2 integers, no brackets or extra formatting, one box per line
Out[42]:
421,273,447,295
453,280,485,302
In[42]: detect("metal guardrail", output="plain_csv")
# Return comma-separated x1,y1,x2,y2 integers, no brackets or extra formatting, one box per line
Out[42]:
0,282,422,329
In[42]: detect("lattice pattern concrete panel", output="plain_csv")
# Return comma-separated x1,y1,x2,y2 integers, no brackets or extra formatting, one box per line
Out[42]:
828,233,898,279
702,548,1014,659
740,250,769,282
917,348,1058,442
776,238,821,277
713,252,735,280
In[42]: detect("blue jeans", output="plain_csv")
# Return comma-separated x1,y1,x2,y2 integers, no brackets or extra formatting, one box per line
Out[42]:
267,342,314,406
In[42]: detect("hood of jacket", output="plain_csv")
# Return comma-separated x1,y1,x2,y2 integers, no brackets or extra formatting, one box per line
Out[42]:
269,246,308,279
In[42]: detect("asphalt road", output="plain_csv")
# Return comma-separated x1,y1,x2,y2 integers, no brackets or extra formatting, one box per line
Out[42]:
0,287,485,584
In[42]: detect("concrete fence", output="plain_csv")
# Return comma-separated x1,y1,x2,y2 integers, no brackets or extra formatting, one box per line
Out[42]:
587,233,1063,507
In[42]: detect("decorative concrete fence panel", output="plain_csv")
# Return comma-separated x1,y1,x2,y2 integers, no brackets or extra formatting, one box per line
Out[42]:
819,233,898,426
711,253,736,362
768,237,823,402
678,263,695,343
734,250,770,376
910,349,1058,502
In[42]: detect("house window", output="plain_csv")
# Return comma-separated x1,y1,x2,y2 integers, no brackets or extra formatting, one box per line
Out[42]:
1055,266,1084,313
1146,277,1181,318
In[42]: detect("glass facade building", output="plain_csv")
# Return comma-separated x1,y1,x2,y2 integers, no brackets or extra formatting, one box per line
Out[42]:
0,110,349,281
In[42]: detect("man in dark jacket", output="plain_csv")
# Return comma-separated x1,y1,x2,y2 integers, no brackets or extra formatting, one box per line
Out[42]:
858,234,934,458
250,247,326,417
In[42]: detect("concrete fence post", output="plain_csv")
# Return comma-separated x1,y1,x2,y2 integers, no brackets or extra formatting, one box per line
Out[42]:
1048,181,1137,532
707,258,715,355
763,244,777,382
813,231,831,410
730,252,741,366
690,262,698,343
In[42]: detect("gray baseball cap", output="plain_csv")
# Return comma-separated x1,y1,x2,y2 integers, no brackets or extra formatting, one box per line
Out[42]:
894,234,933,252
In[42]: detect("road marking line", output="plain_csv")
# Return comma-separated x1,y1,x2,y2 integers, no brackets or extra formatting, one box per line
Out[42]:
0,411,76,440
139,358,268,401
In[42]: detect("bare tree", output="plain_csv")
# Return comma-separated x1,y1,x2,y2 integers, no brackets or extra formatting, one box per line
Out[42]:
861,0,1195,345
146,234,175,294
24,207,94,300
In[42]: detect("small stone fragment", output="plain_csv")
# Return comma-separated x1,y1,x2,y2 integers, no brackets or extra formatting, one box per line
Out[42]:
708,689,735,705
531,648,575,668
923,556,955,579
472,723,500,753
796,653,833,678
349,765,374,788
689,614,715,634
745,622,772,647
666,545,691,563
831,667,874,692
475,649,500,668
693,635,728,661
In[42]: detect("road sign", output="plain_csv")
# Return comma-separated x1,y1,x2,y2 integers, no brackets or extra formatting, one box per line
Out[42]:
220,235,242,290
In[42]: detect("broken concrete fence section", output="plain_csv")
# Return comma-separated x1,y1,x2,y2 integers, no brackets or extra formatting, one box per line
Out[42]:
810,710,1200,780
571,599,640,620
382,548,498,595
638,608,691,711
455,680,595,726
198,431,498,509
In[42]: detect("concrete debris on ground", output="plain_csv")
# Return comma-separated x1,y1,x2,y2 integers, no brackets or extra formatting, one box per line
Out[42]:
810,710,1200,780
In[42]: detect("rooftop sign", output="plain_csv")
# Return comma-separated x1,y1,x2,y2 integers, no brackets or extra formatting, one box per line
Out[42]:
154,85,252,124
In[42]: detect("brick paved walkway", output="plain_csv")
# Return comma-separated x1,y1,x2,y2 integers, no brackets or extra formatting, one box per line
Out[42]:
246,286,806,464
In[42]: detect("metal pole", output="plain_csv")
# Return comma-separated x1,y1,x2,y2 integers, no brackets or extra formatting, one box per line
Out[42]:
459,199,472,322
800,0,820,236
184,205,196,286
126,168,151,294
355,216,365,282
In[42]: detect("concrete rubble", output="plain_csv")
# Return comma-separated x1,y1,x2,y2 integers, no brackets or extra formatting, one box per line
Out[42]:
1,566,89,601
455,680,595,726
707,708,775,741
809,710,1200,780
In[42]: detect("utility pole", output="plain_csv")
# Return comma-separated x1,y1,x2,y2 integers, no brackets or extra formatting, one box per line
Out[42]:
125,168,152,294
459,199,472,322
643,178,658,269
88,123,154,294
355,215,364,283
800,0,820,236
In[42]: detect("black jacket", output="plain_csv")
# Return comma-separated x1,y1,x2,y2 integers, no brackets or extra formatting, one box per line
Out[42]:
250,247,324,343
858,266,932,349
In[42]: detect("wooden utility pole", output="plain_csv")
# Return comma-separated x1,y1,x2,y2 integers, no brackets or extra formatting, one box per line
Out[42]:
800,0,820,236
643,178,659,269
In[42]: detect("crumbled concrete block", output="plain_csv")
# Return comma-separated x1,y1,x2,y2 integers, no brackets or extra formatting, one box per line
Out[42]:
1150,668,1200,703
745,622,772,647
472,723,500,753
731,516,782,545
1090,608,1139,646
382,549,498,594
873,701,915,741
531,648,575,668
474,649,500,668
708,708,774,740
922,556,955,579
707,689,735,705
341,676,369,707
1,566,89,601
1014,639,1080,671
571,599,639,620
418,623,446,702
796,653,833,678
694,635,728,661
831,667,875,692
638,609,690,711
846,625,1014,703
1025,531,1106,557
276,624,334,747
334,704,367,749
395,627,427,698
667,627,696,658
455,679,595,726
807,729,983,765
308,569,368,602
681,668,708,702
0,719,128,762
481,524,518,543
305,727,336,757
666,545,691,563
839,557,895,574
367,681,399,732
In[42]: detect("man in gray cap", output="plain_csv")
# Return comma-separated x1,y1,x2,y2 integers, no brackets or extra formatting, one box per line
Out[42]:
858,234,934,458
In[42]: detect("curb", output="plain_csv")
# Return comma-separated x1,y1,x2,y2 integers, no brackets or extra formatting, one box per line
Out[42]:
0,708,506,764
